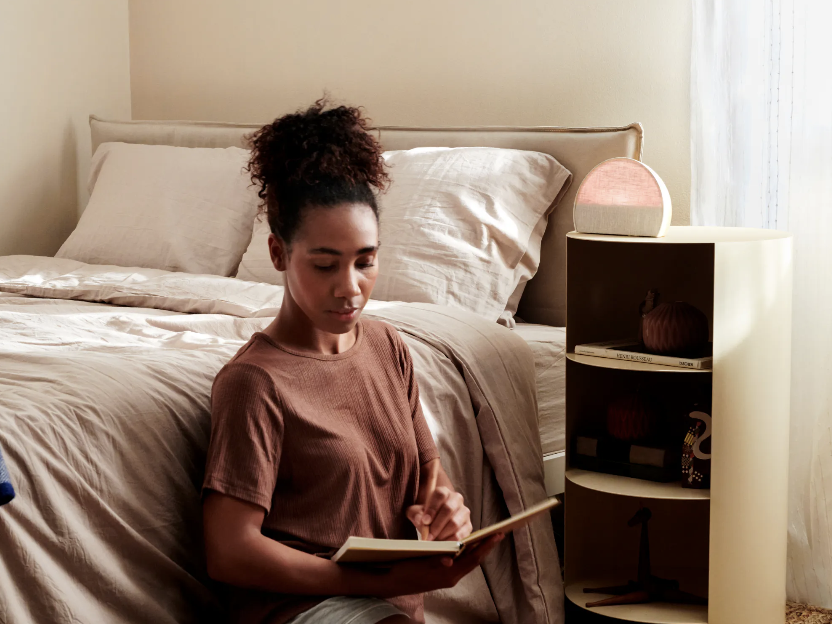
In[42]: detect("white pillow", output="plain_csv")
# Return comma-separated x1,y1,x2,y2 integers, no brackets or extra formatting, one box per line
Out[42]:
57,142,259,276
236,216,277,284
235,147,571,323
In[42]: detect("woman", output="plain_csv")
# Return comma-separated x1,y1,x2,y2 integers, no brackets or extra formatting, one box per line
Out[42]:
201,101,502,624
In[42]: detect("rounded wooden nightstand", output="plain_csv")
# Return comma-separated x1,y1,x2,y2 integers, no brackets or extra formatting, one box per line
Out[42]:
563,227,792,624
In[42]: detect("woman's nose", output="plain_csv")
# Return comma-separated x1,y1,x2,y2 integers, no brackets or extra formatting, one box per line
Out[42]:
334,268,362,299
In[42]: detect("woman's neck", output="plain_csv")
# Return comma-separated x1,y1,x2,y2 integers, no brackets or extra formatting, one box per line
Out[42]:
264,289,358,355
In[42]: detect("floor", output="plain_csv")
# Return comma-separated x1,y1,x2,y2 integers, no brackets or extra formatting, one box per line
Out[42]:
787,603,832,624
561,600,832,623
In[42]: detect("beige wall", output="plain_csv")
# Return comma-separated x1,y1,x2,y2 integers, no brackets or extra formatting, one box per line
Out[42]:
129,0,691,224
0,1,132,256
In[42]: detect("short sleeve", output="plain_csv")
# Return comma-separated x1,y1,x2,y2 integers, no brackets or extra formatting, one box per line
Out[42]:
202,362,283,512
394,331,440,466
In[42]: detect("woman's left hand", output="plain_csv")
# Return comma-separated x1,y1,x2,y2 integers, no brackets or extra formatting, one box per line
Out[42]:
406,486,472,542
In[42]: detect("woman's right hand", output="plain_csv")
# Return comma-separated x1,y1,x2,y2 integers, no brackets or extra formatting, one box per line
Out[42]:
373,534,504,597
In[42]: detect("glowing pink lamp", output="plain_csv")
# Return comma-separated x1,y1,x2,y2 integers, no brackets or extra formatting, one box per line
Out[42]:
573,158,672,237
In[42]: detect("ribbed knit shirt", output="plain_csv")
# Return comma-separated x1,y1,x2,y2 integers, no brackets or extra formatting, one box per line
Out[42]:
203,319,439,624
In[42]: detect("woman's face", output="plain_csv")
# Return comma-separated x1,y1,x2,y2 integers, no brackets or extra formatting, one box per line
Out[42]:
269,203,379,335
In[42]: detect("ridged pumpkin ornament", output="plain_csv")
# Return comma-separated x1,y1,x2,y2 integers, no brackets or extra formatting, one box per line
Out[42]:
607,392,657,442
642,301,709,357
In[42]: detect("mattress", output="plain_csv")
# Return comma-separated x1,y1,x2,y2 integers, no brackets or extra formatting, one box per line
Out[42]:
513,323,566,456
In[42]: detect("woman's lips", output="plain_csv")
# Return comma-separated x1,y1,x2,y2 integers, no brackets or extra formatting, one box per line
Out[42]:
328,308,359,321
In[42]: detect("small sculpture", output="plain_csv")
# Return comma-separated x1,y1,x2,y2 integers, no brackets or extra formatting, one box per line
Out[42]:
606,392,657,443
642,301,709,357
637,289,659,343
682,411,712,488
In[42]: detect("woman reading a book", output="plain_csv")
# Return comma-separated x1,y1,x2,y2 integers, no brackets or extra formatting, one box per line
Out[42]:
201,101,503,624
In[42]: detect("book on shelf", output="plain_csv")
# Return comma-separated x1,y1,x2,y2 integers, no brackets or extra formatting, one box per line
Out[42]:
574,339,713,370
331,498,558,564
571,435,680,483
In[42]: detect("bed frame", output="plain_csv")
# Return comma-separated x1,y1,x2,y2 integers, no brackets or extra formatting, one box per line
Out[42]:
89,115,644,495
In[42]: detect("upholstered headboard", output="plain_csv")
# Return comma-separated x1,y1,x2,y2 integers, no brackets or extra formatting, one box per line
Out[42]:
89,115,643,327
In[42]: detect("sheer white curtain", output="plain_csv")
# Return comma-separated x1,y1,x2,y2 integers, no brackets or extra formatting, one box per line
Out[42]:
692,0,832,606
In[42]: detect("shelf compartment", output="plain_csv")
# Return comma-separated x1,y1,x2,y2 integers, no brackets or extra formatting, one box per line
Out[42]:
567,352,712,374
566,577,708,624
566,469,710,501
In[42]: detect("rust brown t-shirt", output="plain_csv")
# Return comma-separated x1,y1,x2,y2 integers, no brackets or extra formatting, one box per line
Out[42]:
203,319,439,624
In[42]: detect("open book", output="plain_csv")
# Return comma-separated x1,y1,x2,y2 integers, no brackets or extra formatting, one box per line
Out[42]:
331,498,559,564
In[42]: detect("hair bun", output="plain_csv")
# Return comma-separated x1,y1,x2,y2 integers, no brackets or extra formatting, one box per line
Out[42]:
245,98,389,243
247,98,388,203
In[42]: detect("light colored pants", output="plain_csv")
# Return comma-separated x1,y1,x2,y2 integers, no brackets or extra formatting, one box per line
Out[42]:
285,597,404,624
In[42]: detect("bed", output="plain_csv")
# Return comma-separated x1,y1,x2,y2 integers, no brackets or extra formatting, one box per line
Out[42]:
0,116,642,624
84,116,642,495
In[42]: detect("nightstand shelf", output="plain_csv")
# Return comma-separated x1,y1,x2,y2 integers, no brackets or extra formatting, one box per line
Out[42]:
566,577,709,624
566,469,710,501
566,352,712,374
563,227,792,624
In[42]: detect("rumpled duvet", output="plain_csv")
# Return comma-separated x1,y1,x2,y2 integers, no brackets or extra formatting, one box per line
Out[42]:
0,256,562,624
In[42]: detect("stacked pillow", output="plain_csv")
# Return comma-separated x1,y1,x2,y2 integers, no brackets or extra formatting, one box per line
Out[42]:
59,142,571,325
57,143,259,277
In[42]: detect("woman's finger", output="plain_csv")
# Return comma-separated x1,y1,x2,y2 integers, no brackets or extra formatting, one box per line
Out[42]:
450,534,503,578
421,486,451,530
434,505,470,542
460,534,503,567
427,492,463,540
405,504,425,527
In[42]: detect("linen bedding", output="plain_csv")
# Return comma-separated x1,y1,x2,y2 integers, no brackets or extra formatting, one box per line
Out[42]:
511,324,566,457
0,256,562,624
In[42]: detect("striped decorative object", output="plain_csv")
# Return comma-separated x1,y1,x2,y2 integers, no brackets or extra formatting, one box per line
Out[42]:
606,392,657,442
642,301,710,357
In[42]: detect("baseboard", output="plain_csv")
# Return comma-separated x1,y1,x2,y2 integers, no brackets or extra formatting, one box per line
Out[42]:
543,450,565,496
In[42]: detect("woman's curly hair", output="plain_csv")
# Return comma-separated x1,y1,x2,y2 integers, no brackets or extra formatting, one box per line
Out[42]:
246,99,389,243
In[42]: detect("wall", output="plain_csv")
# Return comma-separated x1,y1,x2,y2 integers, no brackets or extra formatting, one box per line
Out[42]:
0,1,131,256
129,0,692,223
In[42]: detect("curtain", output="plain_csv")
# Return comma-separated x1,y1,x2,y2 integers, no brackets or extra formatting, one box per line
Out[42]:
691,0,832,606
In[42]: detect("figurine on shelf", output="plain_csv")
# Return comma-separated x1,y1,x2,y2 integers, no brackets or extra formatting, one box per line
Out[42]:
682,410,712,488
583,507,707,609
642,299,710,358
637,288,659,344
606,390,658,443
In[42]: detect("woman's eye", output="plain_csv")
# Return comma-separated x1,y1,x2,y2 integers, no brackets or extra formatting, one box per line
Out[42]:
357,263,376,270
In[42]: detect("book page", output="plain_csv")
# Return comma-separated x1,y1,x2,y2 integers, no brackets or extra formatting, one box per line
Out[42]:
461,498,559,546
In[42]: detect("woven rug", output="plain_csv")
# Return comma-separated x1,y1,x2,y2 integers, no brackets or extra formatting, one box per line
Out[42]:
788,602,832,623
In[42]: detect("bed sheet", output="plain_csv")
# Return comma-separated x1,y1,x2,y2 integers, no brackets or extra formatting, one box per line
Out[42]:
0,256,562,624
512,323,566,456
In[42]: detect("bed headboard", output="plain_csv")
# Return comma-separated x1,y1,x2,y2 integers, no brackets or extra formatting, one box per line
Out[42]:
90,115,643,327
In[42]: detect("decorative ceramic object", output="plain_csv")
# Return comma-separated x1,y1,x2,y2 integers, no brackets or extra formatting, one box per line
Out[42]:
642,301,709,357
573,157,672,237
682,410,712,489
637,288,660,343
607,392,657,442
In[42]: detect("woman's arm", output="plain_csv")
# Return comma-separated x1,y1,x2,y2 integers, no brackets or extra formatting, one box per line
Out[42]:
203,491,498,597
407,458,473,542
203,492,352,594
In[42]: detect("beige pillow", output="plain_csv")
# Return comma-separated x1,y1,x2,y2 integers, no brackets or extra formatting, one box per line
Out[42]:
236,217,278,283
235,147,570,323
376,147,570,322
57,142,259,276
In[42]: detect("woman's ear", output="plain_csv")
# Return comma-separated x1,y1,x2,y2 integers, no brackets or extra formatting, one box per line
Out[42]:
268,233,288,272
